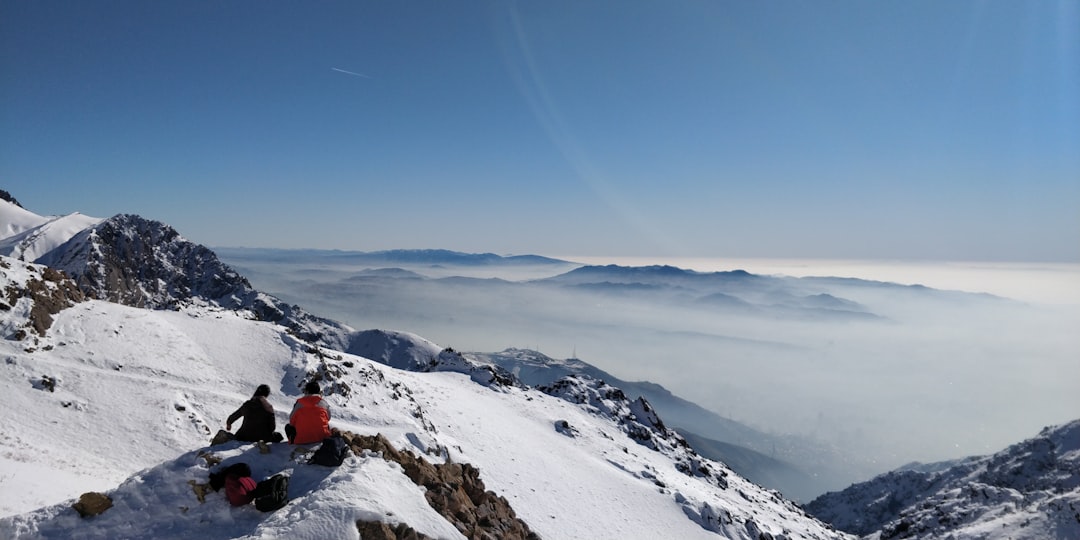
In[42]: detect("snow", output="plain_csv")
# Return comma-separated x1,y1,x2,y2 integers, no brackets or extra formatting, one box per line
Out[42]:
0,259,844,539
0,200,102,262
1,441,464,540
0,198,1074,538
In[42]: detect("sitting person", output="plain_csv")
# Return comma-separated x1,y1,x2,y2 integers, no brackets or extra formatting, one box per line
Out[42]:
285,381,332,444
226,384,279,442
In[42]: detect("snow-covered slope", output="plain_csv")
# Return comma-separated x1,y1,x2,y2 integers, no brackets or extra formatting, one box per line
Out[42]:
805,420,1080,539
0,199,102,262
470,347,858,502
0,258,847,539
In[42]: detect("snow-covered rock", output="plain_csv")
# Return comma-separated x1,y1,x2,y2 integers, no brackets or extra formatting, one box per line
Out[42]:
21,212,353,350
0,257,84,341
806,420,1080,539
346,329,521,389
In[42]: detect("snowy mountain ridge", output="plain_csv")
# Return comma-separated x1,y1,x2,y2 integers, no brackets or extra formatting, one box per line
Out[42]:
470,348,862,502
0,199,102,263
4,207,354,350
3,195,1076,539
0,198,847,538
0,257,846,539
805,420,1080,539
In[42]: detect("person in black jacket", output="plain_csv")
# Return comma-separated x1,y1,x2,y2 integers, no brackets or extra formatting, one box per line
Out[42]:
227,384,278,442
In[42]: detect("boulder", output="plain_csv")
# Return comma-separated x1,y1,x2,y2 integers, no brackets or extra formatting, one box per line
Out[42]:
72,492,112,518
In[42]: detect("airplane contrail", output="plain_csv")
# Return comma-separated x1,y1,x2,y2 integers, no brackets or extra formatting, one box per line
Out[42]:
331,67,371,78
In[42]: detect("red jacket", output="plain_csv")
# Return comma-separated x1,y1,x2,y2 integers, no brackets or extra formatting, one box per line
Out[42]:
290,395,331,444
225,474,257,506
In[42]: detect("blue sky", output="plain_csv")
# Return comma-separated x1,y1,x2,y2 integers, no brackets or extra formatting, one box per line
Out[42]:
3,1,1078,261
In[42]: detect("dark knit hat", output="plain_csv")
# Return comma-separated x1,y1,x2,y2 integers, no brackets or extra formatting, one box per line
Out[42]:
303,381,321,395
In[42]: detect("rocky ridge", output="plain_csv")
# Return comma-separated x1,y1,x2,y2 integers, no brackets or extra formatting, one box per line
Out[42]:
35,213,352,348
806,420,1080,539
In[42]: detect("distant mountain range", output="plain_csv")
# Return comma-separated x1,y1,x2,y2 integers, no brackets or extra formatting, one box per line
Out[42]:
215,246,574,267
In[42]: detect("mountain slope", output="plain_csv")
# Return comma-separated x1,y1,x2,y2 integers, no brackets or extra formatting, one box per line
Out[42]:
28,213,353,350
0,199,102,263
0,257,847,539
805,420,1080,539
469,347,860,502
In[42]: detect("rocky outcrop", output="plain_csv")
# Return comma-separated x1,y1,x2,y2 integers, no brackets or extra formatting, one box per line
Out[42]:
344,432,540,540
0,190,21,208
71,492,112,518
37,214,352,348
40,214,254,310
807,420,1080,539
347,330,522,390
1,258,85,339
356,520,434,540
539,375,728,489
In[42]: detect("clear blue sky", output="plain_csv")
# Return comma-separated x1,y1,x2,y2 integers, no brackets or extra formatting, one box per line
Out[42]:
3,1,1078,261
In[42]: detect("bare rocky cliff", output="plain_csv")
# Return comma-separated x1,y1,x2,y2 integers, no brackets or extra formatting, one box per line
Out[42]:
36,213,352,348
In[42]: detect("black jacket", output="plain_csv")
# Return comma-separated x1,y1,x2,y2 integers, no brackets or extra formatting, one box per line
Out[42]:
227,396,276,442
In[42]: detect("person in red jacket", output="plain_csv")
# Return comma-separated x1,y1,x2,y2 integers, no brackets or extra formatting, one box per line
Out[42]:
285,381,332,444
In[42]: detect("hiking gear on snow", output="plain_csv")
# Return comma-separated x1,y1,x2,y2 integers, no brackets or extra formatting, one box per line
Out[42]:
220,462,257,506
225,474,257,506
210,462,250,492
253,474,289,512
210,429,234,446
310,435,350,467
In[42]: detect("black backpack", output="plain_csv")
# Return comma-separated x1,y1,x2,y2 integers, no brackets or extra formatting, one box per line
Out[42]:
309,435,350,467
253,473,289,512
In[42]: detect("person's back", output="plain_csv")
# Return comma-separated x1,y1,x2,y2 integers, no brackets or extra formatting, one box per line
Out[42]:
288,381,331,444
227,385,277,442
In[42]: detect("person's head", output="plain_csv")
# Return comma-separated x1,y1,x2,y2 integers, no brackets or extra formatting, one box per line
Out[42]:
303,381,321,395
254,384,271,398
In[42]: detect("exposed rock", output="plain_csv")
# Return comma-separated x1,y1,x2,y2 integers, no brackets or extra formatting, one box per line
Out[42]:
187,480,212,503
0,190,21,208
356,520,434,540
3,263,85,338
37,214,352,349
346,330,523,390
539,375,727,489
72,492,112,517
345,432,540,540
209,430,234,446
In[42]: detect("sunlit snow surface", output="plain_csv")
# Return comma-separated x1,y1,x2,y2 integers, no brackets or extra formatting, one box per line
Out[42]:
0,269,843,539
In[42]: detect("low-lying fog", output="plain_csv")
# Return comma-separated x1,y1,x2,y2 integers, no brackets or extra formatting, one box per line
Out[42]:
218,248,1080,486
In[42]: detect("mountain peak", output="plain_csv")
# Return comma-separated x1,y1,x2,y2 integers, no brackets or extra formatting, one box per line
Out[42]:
0,190,21,208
